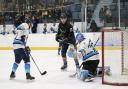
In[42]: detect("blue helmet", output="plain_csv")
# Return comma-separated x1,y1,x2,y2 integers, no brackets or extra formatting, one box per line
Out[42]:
76,33,85,43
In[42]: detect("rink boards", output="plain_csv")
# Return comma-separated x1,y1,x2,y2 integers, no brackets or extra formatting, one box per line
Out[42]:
0,33,122,50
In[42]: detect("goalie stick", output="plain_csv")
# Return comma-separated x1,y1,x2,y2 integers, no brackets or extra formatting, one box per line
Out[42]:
69,63,83,78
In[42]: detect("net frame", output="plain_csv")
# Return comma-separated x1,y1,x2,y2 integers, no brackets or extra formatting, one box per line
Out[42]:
102,29,128,86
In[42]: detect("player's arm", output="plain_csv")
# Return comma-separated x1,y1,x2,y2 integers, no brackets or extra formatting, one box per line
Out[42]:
55,30,61,42
77,42,87,60
67,25,74,41
55,24,62,42
55,26,67,43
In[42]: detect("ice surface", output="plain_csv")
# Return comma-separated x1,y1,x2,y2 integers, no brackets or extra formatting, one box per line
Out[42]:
0,50,127,89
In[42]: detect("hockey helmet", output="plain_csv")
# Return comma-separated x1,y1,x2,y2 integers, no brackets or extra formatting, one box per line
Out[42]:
76,33,85,43
60,13,67,18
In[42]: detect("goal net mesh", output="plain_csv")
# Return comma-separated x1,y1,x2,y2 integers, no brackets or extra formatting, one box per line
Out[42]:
102,30,128,85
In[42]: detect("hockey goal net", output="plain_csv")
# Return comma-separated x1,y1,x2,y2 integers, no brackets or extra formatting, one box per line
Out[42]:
102,30,128,86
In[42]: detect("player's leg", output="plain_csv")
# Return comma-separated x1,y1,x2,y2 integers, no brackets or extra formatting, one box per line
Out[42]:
22,48,35,80
79,69,90,81
10,49,22,79
76,63,93,81
82,60,99,76
73,45,79,69
61,43,69,70
58,42,62,55
78,61,97,81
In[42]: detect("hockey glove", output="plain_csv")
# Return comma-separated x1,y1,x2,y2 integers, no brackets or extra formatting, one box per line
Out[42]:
56,34,63,42
59,38,69,44
25,46,31,53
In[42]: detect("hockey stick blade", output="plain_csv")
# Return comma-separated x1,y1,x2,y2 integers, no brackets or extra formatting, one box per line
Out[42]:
41,71,47,75
69,73,77,78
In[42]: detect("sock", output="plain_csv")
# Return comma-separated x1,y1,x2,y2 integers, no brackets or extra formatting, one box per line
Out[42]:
12,63,18,73
25,63,30,73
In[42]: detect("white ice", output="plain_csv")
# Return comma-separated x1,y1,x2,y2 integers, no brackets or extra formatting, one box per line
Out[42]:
0,50,127,89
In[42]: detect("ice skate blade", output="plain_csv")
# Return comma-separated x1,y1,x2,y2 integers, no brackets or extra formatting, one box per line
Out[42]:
9,78,15,80
61,68,67,71
26,79,35,82
85,78,94,82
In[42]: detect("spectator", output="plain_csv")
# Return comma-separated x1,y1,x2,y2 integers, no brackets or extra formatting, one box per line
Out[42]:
90,20,99,32
104,6,112,24
14,14,23,28
99,8,105,22
105,8,112,23
87,8,92,24
70,21,79,33
50,23,58,33
43,23,47,34
32,16,39,33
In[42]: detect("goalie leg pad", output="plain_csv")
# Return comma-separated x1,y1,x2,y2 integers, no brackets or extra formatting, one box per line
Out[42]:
79,70,89,81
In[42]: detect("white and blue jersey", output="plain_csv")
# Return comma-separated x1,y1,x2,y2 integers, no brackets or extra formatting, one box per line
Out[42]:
77,39,99,61
13,23,29,49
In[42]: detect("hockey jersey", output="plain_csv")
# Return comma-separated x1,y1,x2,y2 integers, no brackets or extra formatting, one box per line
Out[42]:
13,23,29,49
77,39,99,61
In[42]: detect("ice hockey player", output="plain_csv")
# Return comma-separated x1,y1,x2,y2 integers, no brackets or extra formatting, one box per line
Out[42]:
10,19,35,80
75,33,100,81
55,13,79,70
12,14,23,34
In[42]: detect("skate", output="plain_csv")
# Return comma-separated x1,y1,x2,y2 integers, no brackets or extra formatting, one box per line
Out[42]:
61,65,67,70
10,71,16,80
86,74,94,82
26,73,35,80
58,51,60,55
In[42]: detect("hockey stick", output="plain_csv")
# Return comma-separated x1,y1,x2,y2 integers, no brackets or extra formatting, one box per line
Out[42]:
24,36,47,75
69,62,83,78
29,53,47,75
